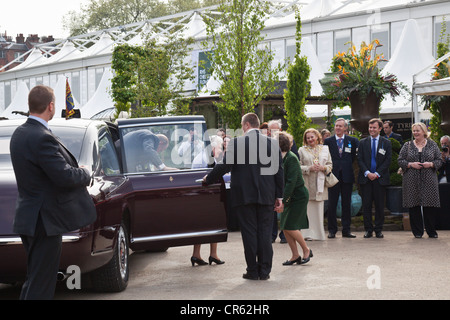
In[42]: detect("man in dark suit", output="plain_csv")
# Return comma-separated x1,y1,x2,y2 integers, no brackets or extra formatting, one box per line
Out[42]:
383,120,403,145
324,118,359,238
204,113,284,280
357,118,392,238
9,85,96,300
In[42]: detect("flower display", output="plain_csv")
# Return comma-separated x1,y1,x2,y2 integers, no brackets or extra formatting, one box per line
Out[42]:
321,40,405,104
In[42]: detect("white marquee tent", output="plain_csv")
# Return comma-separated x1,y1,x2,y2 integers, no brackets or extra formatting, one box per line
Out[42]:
80,68,114,119
0,81,29,119
0,0,449,122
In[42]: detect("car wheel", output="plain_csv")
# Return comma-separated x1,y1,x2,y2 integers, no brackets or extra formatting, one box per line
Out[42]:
90,222,129,292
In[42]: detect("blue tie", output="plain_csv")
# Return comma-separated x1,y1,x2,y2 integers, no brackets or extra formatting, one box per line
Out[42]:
370,138,377,172
338,138,343,157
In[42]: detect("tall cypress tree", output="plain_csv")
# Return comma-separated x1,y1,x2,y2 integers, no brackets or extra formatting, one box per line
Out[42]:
283,11,312,146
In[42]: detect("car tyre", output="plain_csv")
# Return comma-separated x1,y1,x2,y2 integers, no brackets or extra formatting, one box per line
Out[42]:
90,221,129,292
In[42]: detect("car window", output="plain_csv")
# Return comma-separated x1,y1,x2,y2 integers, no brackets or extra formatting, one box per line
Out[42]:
120,122,213,173
0,137,12,169
0,126,85,169
98,132,121,176
51,127,85,161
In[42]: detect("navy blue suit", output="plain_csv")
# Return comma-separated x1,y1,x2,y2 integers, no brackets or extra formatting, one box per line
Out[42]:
324,135,359,235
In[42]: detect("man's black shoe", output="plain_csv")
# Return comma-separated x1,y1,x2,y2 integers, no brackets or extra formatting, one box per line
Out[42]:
342,232,356,238
242,273,258,280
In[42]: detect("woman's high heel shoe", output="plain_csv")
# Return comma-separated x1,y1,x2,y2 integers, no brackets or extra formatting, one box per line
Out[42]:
282,256,302,266
301,249,314,264
208,256,225,265
191,256,208,266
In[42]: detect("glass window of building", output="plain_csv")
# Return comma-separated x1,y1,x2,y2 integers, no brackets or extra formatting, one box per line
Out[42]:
371,24,389,68
334,29,351,55
271,39,285,76
286,38,296,65
317,31,333,72
434,16,450,57
352,26,370,50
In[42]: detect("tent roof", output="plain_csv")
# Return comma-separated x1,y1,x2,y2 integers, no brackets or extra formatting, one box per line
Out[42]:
0,81,29,119
414,77,450,96
382,19,435,87
80,68,114,119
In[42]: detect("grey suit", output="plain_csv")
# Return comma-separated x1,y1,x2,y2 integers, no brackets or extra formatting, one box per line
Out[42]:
10,118,96,299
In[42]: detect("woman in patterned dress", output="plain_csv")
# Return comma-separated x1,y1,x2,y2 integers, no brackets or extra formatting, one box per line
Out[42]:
398,123,442,238
277,132,312,265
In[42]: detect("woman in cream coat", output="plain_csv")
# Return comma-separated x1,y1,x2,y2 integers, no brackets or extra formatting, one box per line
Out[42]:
299,129,333,240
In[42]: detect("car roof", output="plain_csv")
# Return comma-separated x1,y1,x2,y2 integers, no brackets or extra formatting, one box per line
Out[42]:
116,115,205,128
0,118,106,130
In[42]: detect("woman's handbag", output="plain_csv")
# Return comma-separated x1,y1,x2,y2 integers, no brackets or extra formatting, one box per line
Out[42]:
325,172,339,188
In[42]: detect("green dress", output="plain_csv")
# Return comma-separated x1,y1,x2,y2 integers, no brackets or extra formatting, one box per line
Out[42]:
280,151,309,230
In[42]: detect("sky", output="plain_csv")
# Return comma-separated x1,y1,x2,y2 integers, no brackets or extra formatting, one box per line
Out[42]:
1,0,90,40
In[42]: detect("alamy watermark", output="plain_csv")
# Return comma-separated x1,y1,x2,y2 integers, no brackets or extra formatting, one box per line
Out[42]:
366,265,381,290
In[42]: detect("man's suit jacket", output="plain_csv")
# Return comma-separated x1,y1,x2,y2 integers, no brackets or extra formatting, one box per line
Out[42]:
438,158,450,182
10,118,96,237
324,135,359,184
388,132,403,145
205,129,284,207
357,136,392,186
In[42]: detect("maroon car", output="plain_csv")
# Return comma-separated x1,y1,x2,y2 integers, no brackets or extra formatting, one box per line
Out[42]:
0,115,227,292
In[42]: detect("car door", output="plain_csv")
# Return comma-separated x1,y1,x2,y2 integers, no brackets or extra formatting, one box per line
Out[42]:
118,117,227,251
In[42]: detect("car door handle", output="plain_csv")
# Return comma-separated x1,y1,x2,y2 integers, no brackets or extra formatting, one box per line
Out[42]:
195,179,203,183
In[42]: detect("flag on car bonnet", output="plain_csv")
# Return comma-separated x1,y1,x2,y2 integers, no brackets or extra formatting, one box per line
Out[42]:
65,78,75,119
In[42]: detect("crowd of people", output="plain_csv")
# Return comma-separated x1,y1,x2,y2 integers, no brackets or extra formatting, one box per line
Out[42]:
11,83,449,295
200,112,449,281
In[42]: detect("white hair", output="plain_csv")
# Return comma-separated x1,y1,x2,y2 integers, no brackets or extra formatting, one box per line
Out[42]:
210,135,223,148
268,119,282,129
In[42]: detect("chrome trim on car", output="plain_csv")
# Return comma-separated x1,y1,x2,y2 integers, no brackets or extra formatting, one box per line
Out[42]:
0,235,81,246
131,229,227,244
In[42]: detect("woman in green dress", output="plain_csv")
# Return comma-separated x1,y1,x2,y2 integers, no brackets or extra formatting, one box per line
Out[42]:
277,132,313,265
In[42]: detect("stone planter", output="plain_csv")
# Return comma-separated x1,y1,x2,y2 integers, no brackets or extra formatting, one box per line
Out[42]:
349,91,381,137
385,186,408,216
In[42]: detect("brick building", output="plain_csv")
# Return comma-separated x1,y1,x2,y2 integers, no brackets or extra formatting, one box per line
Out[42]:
0,33,54,72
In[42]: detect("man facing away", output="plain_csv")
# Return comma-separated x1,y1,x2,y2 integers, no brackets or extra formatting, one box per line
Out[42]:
324,118,359,238
10,85,96,299
203,113,284,280
357,118,392,238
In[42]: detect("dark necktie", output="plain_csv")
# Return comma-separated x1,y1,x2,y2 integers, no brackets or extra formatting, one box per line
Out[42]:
371,138,377,172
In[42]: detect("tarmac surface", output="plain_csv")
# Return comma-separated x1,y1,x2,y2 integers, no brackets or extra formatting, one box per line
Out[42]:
1,229,450,300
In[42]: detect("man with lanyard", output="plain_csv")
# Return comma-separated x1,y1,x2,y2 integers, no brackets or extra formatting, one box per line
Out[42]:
357,118,392,238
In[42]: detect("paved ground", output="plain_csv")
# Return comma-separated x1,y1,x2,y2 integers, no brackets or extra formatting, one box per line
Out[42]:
1,229,450,301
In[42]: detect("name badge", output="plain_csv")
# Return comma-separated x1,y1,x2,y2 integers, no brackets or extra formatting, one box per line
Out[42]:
378,149,386,155
345,147,351,153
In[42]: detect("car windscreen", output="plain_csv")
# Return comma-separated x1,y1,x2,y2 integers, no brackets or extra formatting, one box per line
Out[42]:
0,126,85,169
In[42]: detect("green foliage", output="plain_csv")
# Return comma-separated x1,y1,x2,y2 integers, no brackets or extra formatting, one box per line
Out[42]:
110,34,195,118
202,0,284,129
283,11,313,146
424,17,450,143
